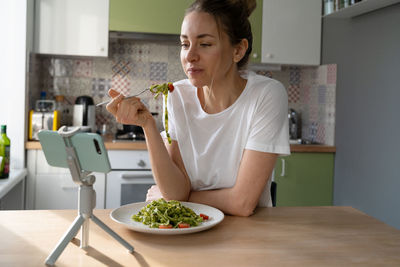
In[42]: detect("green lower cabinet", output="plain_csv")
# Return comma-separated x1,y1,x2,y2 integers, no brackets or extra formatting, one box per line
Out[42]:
274,153,334,207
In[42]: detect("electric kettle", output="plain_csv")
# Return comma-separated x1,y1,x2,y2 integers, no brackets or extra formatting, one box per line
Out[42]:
73,96,96,132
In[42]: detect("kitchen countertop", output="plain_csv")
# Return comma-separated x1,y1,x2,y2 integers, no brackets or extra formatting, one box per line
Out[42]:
0,206,399,266
0,169,27,199
26,140,336,153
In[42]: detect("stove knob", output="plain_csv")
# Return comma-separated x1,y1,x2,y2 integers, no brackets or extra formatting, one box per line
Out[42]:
137,160,146,168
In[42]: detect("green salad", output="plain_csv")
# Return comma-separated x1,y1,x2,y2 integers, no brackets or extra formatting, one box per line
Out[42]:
132,199,205,229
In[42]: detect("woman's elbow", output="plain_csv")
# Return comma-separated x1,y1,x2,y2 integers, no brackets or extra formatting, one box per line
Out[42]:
234,208,254,217
229,198,256,217
164,186,191,202
162,180,191,201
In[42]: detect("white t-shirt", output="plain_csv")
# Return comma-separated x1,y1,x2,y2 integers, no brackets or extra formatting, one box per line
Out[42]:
162,71,290,206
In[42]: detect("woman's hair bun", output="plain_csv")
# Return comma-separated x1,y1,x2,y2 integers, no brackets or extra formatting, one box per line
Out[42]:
232,0,256,17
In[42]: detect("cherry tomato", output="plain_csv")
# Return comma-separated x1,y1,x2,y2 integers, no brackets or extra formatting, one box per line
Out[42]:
168,83,174,92
200,214,209,220
159,224,173,229
178,223,190,228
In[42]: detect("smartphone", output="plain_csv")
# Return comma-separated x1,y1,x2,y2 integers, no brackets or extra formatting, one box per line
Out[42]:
38,130,111,173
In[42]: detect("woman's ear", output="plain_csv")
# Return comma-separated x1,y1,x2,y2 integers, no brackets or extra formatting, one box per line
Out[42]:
233,39,249,63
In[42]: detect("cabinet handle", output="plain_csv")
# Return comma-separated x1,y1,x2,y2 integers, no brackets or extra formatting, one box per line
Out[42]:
280,158,285,177
265,53,273,59
121,173,153,179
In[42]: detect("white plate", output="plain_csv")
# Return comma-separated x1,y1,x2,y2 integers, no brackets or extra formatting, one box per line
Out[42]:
110,201,224,235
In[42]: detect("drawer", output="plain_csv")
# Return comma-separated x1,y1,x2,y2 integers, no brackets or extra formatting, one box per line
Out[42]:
107,150,151,170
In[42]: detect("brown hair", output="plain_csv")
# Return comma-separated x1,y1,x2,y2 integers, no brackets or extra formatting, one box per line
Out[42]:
185,0,256,69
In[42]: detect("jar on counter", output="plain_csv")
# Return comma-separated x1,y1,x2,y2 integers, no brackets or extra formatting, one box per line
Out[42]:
324,0,334,15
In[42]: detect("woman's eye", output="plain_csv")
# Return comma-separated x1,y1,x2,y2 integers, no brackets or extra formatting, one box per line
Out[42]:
180,43,189,49
200,43,211,47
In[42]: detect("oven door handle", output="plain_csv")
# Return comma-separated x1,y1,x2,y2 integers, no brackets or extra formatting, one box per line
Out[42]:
120,173,154,179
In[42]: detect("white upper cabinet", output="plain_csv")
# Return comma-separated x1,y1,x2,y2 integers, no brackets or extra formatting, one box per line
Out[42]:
34,0,109,57
261,0,322,65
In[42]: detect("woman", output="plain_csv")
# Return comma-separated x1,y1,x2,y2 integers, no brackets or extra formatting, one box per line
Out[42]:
106,0,290,216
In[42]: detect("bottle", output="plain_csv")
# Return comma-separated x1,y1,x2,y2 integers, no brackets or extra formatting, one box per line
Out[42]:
0,125,11,179
334,0,339,11
55,95,71,126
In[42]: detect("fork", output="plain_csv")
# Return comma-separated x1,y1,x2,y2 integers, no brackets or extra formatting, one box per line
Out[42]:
96,88,150,107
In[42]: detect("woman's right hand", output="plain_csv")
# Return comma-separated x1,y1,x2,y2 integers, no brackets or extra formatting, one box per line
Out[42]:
146,185,164,202
106,89,153,128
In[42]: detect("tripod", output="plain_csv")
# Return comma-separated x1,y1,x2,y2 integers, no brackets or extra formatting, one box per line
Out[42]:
41,127,134,266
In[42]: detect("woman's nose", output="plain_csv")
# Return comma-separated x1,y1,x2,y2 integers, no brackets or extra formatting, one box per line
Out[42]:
186,45,199,62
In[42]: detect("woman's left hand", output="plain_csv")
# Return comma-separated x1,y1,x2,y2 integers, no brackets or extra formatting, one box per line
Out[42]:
146,185,164,201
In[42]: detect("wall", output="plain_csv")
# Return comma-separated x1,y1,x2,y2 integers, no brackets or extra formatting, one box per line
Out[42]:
0,0,31,170
322,4,400,229
29,39,188,133
263,65,336,145
30,40,337,145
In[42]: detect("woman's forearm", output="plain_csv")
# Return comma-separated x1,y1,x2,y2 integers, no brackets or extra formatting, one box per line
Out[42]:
189,188,255,217
143,119,191,201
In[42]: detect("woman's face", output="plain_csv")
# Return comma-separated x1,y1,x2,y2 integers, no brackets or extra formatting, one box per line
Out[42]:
180,11,237,88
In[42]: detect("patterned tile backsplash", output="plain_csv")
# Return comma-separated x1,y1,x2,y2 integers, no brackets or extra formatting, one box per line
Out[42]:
29,39,336,145
254,64,337,145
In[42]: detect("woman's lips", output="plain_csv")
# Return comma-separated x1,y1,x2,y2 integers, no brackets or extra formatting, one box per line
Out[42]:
187,67,203,75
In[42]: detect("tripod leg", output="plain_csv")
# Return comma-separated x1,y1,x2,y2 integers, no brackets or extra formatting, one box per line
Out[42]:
81,218,90,248
45,215,85,266
91,214,134,253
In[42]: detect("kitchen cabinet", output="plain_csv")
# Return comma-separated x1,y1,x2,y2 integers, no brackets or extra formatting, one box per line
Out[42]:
0,181,25,210
323,0,400,18
0,169,26,210
34,0,109,57
110,0,263,62
249,0,263,63
109,0,192,35
261,0,322,65
26,150,106,209
274,152,334,206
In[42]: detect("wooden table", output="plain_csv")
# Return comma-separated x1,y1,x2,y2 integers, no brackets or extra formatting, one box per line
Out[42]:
1,207,399,266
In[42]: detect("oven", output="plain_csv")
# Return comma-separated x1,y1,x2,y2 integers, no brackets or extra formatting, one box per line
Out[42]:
106,150,155,209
